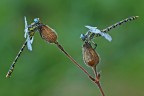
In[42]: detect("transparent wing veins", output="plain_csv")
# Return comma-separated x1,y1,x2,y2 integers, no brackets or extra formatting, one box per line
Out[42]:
85,25,112,41
24,16,33,51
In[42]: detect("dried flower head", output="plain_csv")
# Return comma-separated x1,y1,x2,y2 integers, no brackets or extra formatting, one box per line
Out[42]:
82,42,99,67
39,25,57,43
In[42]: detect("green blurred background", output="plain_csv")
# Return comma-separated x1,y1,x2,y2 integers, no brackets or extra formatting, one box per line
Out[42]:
0,0,143,96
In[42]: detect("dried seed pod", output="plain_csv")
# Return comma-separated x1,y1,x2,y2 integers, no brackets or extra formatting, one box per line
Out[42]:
39,25,57,43
82,42,99,67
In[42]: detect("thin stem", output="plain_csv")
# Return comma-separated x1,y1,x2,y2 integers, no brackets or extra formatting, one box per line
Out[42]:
54,41,93,79
95,81,105,96
92,66,105,96
92,65,98,78
54,41,105,96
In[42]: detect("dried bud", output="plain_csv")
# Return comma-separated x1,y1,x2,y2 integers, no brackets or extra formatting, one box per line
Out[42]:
82,42,99,67
39,25,57,43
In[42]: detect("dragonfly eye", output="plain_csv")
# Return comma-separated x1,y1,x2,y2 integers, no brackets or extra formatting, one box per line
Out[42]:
80,34,86,41
34,18,40,23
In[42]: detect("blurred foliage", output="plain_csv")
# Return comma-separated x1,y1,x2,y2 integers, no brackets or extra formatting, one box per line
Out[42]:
0,0,144,96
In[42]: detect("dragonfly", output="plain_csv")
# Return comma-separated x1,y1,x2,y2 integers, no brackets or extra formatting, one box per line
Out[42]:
6,17,38,78
81,16,139,96
81,16,139,79
6,17,94,80
80,16,139,43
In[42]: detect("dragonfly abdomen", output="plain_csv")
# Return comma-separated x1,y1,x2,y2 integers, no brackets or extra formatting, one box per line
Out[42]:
102,16,139,33
89,16,139,39
6,41,27,78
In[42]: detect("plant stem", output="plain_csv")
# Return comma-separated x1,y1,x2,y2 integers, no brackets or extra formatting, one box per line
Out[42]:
54,41,93,78
95,80,105,96
54,41,105,96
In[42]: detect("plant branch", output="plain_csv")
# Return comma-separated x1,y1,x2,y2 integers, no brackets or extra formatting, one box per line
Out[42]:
54,41,105,96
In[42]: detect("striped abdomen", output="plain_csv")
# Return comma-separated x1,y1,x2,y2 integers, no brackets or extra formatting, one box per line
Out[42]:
102,16,139,33
6,40,27,78
90,16,139,39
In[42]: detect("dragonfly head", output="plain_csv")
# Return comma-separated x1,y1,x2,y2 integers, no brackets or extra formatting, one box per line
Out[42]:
34,18,40,24
80,34,87,41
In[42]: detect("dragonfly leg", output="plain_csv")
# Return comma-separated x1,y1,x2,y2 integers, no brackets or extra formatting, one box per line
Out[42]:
91,41,97,49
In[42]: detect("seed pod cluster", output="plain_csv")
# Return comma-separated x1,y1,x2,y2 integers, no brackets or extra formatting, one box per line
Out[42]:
39,25,57,43
82,42,99,67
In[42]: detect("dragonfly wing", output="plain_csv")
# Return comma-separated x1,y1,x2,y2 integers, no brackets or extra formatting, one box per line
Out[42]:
27,37,32,51
85,26,100,34
24,16,29,38
27,40,32,51
99,32,112,41
85,25,112,41
85,25,103,34
24,32,27,38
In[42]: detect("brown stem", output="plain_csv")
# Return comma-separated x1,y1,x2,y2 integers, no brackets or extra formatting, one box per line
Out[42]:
54,41,105,96
92,65,98,78
94,67,105,96
95,81,105,96
54,41,93,79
